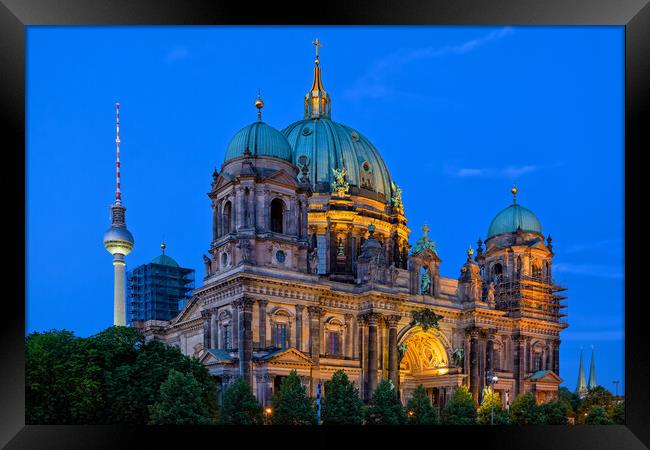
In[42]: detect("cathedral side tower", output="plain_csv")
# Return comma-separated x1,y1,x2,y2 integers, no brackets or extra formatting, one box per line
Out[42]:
204,96,311,279
103,102,135,326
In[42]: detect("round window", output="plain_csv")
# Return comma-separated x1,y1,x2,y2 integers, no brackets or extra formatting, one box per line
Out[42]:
276,250,286,263
302,127,312,136
351,131,360,141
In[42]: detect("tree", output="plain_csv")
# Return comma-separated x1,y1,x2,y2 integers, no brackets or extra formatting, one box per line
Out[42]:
476,388,509,425
26,329,103,424
26,326,219,425
149,370,213,425
322,370,363,425
220,378,264,425
440,386,476,425
577,386,614,423
406,385,438,425
410,308,443,331
585,405,613,425
271,370,317,425
539,400,569,425
509,393,544,425
558,386,580,414
364,380,406,425
610,401,624,425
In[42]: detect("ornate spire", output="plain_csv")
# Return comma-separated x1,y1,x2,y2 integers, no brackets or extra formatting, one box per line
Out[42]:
576,348,587,395
255,90,264,122
511,184,518,204
305,38,331,119
588,346,597,389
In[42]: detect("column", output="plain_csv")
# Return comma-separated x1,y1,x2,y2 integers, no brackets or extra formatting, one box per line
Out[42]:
232,304,239,349
308,306,322,395
525,338,532,374
344,314,353,358
201,309,212,350
295,305,304,352
359,315,367,400
553,339,560,375
468,327,480,405
487,332,494,376
210,308,218,349
235,297,254,386
258,299,268,349
515,336,526,397
387,315,400,390
235,187,244,230
366,313,381,400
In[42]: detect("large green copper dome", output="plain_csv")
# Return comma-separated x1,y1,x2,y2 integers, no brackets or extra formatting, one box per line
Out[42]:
224,121,293,163
487,203,543,239
282,118,394,197
151,254,179,267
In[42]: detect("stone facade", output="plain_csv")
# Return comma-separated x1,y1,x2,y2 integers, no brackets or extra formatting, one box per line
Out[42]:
139,50,568,411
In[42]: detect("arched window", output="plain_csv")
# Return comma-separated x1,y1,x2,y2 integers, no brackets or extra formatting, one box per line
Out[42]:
270,198,284,233
516,256,523,279
493,263,503,283
532,261,542,279
223,201,233,234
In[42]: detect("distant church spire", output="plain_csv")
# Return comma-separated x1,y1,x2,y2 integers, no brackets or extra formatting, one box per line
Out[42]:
305,38,331,119
588,346,598,389
576,348,587,396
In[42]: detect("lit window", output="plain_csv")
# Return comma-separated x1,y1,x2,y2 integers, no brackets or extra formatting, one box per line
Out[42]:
274,323,287,349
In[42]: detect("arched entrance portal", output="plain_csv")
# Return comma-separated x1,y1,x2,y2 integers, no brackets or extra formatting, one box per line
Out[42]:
398,328,462,410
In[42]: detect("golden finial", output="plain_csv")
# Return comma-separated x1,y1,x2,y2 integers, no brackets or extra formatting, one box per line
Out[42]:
161,241,166,255
255,90,264,121
511,184,518,204
312,38,323,64
422,224,430,236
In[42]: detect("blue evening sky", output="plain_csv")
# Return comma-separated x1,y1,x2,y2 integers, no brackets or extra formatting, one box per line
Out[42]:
26,26,624,393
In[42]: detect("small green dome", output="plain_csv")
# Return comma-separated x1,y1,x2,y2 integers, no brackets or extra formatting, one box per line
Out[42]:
282,118,394,198
224,121,292,163
151,254,179,267
487,203,542,239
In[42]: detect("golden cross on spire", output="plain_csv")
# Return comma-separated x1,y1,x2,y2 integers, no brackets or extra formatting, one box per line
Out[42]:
312,38,323,62
422,224,430,236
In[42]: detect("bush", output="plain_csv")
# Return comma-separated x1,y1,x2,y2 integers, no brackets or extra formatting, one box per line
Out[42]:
577,386,614,423
539,400,569,425
271,370,317,425
509,393,544,425
322,370,363,425
441,385,476,425
585,405,613,425
477,388,509,425
149,370,213,425
220,378,264,425
406,385,438,425
365,380,407,425
610,401,624,425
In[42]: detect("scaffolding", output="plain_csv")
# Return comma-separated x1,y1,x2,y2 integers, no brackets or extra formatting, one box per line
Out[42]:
492,274,567,323
126,262,195,324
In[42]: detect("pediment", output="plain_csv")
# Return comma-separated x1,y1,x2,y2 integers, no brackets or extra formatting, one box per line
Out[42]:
262,169,299,187
526,370,563,384
257,348,313,366
200,349,237,365
213,173,234,191
172,296,200,324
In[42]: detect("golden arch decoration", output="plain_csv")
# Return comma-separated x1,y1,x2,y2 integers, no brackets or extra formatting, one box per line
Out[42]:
399,329,449,376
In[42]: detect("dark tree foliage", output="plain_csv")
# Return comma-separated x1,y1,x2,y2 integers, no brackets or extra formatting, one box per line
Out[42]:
585,405,613,425
271,370,317,425
406,385,438,425
220,378,264,425
539,400,569,425
26,327,218,424
322,370,363,425
577,386,614,423
364,380,407,425
149,370,213,425
509,393,544,425
440,385,476,425
610,401,624,425
558,387,580,414
476,389,509,425
26,329,102,424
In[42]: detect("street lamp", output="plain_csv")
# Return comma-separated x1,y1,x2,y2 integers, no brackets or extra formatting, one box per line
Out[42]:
491,375,499,425
264,406,272,424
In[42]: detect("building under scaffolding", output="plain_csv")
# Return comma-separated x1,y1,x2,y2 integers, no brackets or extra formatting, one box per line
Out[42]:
126,243,195,325
492,274,568,323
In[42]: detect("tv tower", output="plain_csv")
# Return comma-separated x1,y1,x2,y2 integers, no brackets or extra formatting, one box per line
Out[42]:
103,101,135,326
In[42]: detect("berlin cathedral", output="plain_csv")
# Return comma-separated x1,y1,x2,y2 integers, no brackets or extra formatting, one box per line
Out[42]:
139,40,568,410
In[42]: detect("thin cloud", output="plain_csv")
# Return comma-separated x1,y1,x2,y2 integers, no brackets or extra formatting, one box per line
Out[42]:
564,238,623,254
446,163,542,178
164,46,189,64
553,262,624,280
345,27,513,101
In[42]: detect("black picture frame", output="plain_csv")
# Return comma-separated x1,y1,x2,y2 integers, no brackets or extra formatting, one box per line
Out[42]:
2,0,647,448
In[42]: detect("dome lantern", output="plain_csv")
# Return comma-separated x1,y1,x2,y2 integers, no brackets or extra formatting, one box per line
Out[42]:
305,38,331,120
